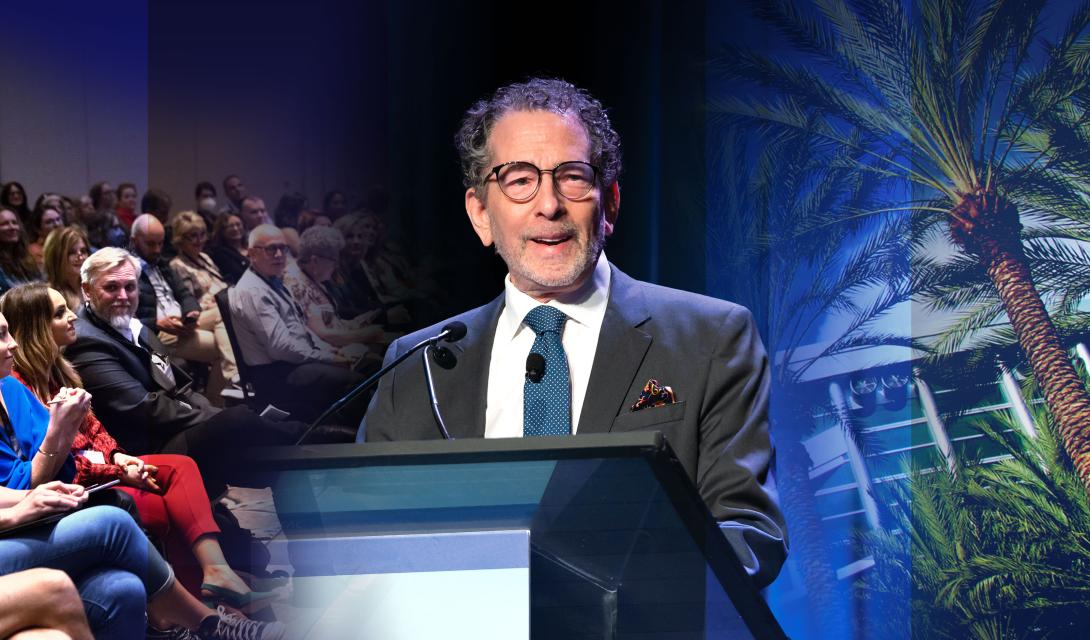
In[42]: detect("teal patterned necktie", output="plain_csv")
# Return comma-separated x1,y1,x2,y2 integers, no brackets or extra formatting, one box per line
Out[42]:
523,305,571,437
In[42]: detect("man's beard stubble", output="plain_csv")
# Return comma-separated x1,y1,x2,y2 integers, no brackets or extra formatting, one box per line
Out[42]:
492,209,608,291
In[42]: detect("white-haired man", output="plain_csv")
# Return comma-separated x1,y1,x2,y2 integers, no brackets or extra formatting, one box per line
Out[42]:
65,247,307,497
229,225,366,422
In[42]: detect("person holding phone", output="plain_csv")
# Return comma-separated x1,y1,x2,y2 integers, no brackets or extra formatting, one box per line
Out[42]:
0,483,286,639
0,283,275,610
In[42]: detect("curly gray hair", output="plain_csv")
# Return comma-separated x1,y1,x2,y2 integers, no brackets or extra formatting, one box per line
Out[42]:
454,78,622,197
298,225,345,262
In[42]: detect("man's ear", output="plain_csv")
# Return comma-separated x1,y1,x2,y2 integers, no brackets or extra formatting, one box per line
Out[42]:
601,182,620,237
81,281,91,301
465,188,493,247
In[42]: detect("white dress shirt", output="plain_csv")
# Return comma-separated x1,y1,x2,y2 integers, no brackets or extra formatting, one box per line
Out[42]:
484,252,612,438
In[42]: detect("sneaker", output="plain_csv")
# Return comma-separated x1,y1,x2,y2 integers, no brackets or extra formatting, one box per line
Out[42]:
147,625,199,639
199,606,285,640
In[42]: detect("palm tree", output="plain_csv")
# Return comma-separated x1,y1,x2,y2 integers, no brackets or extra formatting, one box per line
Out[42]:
856,401,1090,638
709,122,911,636
714,0,1090,490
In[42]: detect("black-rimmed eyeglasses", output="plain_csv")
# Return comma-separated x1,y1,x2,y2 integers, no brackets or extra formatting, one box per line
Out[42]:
254,243,289,257
486,161,599,202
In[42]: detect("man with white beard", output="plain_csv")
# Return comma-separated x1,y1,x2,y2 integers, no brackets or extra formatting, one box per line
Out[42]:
65,247,307,498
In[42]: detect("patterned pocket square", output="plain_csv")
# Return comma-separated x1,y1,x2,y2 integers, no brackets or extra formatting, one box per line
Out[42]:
630,378,677,412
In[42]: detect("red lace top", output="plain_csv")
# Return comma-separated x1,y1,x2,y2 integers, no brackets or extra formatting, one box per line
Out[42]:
11,371,126,485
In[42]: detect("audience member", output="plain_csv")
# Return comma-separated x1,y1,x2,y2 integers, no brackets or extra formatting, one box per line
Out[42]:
2,283,269,606
285,226,389,352
66,247,309,497
169,211,238,399
1,182,32,224
239,196,270,233
195,181,217,204
195,181,218,231
115,182,139,231
0,567,92,640
356,210,428,307
208,214,250,285
58,195,76,223
141,188,174,225
296,209,332,234
331,213,384,318
73,195,95,229
322,190,349,221
0,209,43,294
88,181,117,214
273,192,306,230
229,225,366,421
27,204,65,268
273,192,305,255
140,189,175,260
85,182,126,250
0,305,285,638
130,215,222,395
0,489,283,639
32,192,63,219
219,175,246,216
43,227,90,312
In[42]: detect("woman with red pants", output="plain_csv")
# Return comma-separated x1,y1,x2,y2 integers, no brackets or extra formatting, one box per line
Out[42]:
0,283,274,611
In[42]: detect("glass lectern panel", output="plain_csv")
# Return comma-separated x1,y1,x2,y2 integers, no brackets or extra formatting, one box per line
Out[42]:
253,433,779,640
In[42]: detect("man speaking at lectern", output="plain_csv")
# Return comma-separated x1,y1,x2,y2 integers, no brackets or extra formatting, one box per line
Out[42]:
359,78,787,588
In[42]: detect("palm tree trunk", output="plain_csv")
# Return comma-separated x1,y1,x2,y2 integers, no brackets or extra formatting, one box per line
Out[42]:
776,436,851,636
985,248,1090,486
949,190,1090,492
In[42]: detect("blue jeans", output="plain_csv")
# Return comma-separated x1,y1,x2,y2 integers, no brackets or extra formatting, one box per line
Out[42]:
0,505,174,639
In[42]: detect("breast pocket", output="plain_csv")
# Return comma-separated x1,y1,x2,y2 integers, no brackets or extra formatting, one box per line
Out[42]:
610,401,687,432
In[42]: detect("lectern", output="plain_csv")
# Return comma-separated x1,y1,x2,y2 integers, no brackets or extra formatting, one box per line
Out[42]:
251,432,786,639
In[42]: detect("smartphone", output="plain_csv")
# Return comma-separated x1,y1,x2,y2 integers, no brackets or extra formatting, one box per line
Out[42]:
183,315,197,326
85,479,121,494
0,479,121,537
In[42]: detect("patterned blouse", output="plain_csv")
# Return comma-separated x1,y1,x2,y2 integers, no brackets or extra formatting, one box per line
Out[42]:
11,371,125,485
283,261,338,329
169,251,229,312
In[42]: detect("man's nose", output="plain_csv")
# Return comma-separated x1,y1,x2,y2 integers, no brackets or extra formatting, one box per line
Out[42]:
535,176,563,219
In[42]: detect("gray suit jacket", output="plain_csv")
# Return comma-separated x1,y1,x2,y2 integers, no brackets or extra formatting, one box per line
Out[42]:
359,265,787,587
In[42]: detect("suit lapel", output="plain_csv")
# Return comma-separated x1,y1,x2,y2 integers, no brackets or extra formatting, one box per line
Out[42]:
577,267,652,434
431,294,504,438
81,309,181,393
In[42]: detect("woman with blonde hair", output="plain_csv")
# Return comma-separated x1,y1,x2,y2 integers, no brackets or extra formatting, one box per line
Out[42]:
0,283,276,612
169,211,237,398
42,226,89,311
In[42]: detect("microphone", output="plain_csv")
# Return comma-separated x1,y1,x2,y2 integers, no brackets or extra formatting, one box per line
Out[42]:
431,346,458,370
295,321,468,444
526,353,545,383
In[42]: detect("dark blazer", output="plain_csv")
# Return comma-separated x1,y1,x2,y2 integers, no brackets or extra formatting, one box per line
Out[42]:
359,265,787,587
67,307,219,454
208,244,250,286
136,257,199,330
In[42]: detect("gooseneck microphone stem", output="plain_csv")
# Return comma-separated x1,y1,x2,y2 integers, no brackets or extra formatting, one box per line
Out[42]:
422,345,453,440
294,322,467,445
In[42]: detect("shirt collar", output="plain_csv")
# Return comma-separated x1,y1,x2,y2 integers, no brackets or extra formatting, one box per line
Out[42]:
498,252,611,341
125,317,144,346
